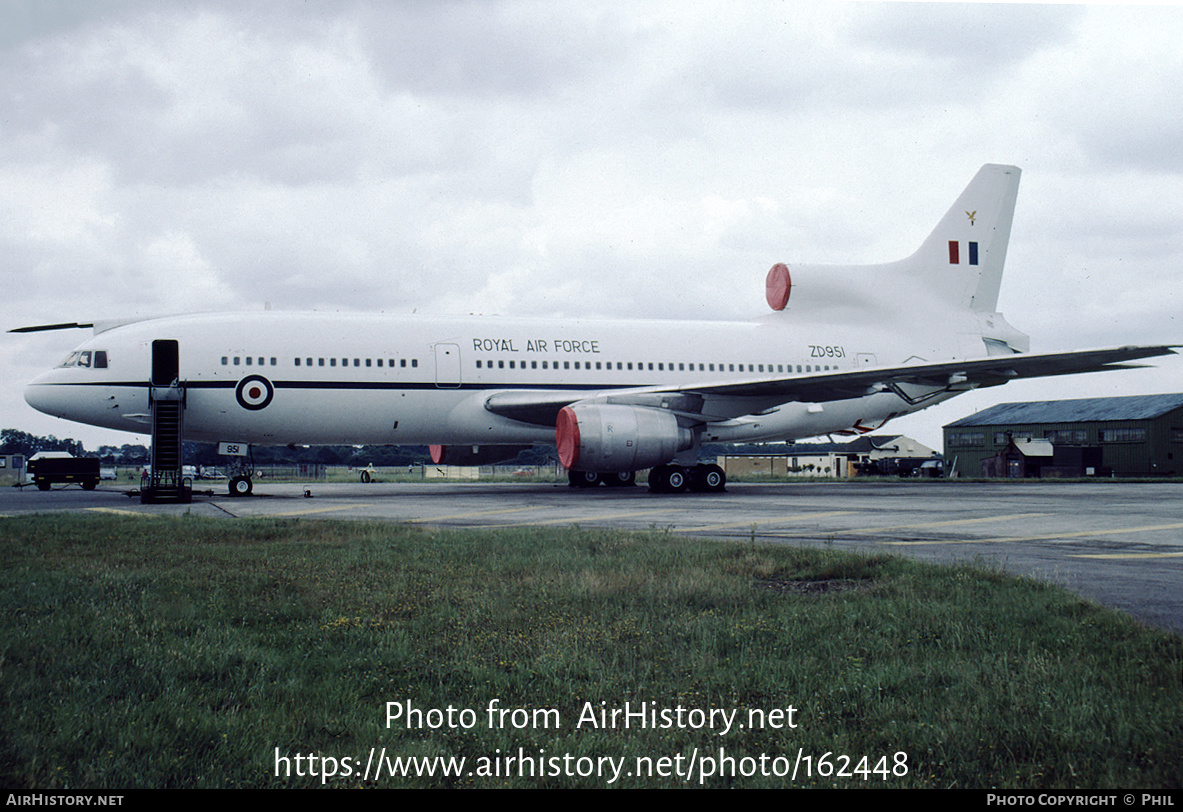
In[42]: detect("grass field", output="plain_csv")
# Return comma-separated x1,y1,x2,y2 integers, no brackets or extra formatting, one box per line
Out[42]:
0,513,1179,789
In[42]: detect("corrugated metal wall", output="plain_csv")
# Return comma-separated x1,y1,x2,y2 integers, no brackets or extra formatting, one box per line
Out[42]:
943,406,1183,477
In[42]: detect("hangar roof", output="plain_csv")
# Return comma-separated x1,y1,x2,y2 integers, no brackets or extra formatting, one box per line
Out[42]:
945,393,1183,428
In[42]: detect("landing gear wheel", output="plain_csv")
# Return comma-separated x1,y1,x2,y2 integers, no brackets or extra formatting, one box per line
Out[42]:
229,475,253,497
603,471,636,487
568,469,601,488
648,464,689,494
690,464,727,493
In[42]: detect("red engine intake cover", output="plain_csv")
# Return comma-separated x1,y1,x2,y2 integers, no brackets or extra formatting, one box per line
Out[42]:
765,262,792,311
555,406,582,469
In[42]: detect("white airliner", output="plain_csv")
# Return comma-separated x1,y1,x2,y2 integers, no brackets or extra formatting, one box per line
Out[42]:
14,164,1175,495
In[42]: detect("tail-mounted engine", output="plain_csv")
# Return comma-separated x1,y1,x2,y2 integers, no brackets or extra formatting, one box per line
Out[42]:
555,403,693,472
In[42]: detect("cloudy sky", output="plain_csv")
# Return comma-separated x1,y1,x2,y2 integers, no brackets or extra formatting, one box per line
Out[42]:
3,0,1181,452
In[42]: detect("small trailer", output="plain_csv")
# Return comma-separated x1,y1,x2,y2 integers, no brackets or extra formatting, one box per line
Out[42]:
26,453,101,491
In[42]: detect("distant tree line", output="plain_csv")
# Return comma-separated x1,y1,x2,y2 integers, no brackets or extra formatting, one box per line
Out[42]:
1,428,559,468
1,429,90,459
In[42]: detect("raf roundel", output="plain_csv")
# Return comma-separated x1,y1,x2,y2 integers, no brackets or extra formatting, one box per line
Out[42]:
235,375,274,410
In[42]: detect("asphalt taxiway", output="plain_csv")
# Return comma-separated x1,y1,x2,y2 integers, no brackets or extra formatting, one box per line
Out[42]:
3,479,1181,634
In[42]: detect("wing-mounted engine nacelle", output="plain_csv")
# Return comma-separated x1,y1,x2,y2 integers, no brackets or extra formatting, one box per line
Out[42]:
429,444,532,466
555,403,693,473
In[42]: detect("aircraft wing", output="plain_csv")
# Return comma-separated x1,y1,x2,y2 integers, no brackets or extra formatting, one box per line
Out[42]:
484,344,1177,426
8,314,191,335
8,322,96,333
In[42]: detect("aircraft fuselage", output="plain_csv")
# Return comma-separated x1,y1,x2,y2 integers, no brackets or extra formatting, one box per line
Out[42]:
23,309,968,448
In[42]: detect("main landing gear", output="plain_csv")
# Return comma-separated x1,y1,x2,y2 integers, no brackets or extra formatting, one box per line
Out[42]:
648,463,726,494
567,464,726,494
568,469,637,488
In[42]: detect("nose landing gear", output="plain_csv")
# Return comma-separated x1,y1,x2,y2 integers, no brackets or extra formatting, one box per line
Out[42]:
228,475,253,496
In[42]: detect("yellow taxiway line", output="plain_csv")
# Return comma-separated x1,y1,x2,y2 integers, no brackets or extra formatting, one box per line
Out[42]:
888,522,1183,546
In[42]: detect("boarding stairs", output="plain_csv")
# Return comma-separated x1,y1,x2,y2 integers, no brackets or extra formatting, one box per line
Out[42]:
141,340,192,503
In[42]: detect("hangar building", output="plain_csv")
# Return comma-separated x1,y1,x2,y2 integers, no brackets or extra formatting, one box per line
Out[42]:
942,393,1183,478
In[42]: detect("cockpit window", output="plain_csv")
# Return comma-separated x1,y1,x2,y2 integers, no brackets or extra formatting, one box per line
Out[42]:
57,350,108,369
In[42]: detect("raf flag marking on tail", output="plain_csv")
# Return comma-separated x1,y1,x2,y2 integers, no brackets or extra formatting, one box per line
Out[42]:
948,240,979,265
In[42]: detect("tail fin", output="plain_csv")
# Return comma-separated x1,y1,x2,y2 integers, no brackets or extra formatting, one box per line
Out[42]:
764,164,1021,317
911,163,1020,313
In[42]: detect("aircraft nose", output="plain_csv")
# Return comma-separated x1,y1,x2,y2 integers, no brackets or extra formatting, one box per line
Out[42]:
24,375,64,419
